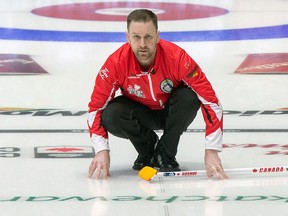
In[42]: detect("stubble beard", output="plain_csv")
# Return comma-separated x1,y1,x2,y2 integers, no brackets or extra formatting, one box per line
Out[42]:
136,49,154,69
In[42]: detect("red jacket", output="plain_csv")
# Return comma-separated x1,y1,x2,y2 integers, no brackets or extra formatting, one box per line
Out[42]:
88,39,223,153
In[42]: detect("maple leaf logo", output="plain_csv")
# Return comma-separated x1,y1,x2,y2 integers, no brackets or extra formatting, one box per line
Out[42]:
252,169,258,173
47,147,83,152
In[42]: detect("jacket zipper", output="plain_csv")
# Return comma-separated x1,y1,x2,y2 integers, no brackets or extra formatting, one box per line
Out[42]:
147,73,163,108
147,73,156,101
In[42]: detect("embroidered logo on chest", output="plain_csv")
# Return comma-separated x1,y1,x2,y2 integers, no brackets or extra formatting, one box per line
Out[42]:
127,84,145,98
160,79,174,93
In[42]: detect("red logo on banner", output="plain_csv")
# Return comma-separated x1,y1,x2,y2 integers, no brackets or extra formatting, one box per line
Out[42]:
0,54,47,75
34,146,95,158
235,53,288,74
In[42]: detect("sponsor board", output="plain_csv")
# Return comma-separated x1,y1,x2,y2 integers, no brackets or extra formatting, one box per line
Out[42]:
223,143,288,155
1,144,287,158
0,195,288,203
1,129,288,133
34,146,95,158
0,146,94,158
0,147,21,158
235,53,288,74
1,108,288,117
0,54,47,75
0,108,86,116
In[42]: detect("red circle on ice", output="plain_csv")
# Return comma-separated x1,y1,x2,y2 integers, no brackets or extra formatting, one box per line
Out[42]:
31,2,228,21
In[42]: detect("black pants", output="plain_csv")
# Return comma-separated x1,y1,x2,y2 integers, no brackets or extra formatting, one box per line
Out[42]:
101,86,201,158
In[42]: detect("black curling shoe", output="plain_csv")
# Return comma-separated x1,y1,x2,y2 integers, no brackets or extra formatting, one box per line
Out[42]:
132,134,159,170
132,155,153,170
153,141,181,172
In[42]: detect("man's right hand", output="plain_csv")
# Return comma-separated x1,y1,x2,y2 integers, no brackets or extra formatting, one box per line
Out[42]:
88,150,110,179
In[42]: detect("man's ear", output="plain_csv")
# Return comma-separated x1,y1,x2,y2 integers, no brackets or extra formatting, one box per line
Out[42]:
156,31,160,43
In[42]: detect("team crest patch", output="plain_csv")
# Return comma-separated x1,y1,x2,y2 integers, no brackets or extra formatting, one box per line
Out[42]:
160,79,174,93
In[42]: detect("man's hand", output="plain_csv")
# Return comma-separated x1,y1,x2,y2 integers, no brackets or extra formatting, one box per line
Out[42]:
204,149,228,180
88,150,110,179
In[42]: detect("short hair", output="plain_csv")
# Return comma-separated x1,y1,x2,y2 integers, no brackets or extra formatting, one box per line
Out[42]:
127,9,158,31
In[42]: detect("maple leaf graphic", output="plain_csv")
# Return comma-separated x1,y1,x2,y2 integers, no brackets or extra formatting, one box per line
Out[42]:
47,147,83,152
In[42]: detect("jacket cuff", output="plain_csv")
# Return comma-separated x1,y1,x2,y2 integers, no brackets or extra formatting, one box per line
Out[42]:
205,128,223,152
91,134,110,154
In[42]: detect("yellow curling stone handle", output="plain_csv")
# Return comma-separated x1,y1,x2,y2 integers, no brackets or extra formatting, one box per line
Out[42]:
138,166,158,181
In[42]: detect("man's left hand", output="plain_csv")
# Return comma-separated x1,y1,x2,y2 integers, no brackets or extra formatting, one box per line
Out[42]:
204,149,229,180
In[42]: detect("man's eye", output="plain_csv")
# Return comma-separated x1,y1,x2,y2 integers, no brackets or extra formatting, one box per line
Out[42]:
133,35,141,40
145,35,152,40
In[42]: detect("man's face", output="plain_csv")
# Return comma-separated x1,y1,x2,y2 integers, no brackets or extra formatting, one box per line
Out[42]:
126,20,160,69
